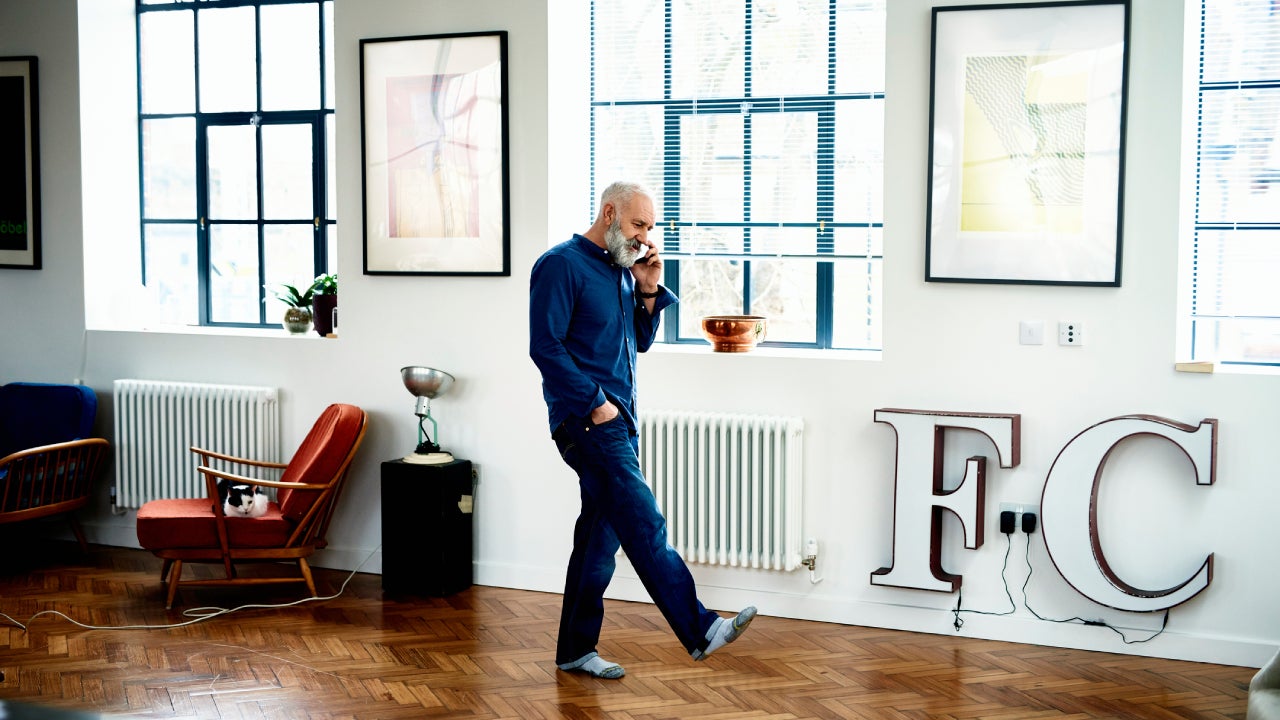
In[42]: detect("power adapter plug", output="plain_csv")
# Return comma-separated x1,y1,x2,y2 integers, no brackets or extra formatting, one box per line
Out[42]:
999,510,1016,534
1022,512,1037,534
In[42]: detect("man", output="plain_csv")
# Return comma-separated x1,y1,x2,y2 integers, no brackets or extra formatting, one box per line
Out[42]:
529,181,756,679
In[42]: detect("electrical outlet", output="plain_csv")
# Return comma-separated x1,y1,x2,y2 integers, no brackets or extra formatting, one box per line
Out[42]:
998,502,1040,531
1058,321,1084,346
1019,320,1045,345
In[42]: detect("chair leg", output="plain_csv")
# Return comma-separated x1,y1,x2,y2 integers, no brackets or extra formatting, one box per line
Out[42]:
298,558,317,598
66,515,89,554
165,560,183,609
160,559,173,583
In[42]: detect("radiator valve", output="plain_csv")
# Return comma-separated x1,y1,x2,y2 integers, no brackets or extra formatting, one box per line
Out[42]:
803,538,823,584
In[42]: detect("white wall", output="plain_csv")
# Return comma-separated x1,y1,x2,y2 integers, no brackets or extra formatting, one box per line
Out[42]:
1,0,1276,669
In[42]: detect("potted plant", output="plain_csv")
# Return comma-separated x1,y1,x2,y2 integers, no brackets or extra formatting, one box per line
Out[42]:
310,272,338,337
266,283,315,335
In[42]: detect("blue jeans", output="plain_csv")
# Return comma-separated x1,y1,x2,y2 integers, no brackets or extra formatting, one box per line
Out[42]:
552,413,719,664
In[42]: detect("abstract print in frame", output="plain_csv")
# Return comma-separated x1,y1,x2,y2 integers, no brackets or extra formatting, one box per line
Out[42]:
360,32,510,276
0,56,40,270
925,1,1130,285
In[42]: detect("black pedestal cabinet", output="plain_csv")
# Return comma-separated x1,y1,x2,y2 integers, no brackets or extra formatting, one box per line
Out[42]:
380,458,474,596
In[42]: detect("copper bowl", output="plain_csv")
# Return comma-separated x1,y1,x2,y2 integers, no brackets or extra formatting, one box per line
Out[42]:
700,315,768,353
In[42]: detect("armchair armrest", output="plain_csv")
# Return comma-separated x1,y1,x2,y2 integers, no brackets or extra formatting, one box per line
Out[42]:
0,438,110,520
195,464,329,492
190,446,288,470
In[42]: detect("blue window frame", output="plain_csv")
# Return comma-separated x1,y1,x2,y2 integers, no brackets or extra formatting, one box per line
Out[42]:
136,0,335,328
1187,0,1280,367
590,0,886,351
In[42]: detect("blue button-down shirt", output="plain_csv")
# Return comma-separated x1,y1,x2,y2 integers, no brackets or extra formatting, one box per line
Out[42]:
530,234,677,434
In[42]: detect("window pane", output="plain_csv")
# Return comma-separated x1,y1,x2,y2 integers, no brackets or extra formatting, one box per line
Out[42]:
678,257,746,339
593,105,665,211
835,1,886,94
207,125,258,220
672,0,744,99
835,100,884,223
143,118,196,218
1202,0,1280,84
325,221,337,275
594,0,665,101
1198,88,1280,224
198,6,256,113
681,113,744,222
139,10,194,114
832,226,883,259
263,224,315,307
261,3,319,111
750,112,817,223
144,223,198,325
751,0,827,97
1192,317,1280,363
209,223,261,323
750,258,816,343
326,113,337,220
833,257,882,350
324,1,335,110
262,124,314,219
1194,229,1280,318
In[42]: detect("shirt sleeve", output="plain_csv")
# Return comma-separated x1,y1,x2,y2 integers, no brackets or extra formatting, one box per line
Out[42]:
635,285,677,353
529,254,607,417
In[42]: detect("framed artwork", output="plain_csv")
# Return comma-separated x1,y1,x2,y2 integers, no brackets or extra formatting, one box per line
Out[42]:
924,1,1130,286
359,32,510,276
0,56,40,270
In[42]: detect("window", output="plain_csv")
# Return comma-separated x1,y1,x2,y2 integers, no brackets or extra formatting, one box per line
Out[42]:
1187,0,1280,366
590,0,886,350
136,0,335,328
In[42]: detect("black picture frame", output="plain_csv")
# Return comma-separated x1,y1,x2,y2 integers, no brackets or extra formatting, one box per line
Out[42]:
924,1,1130,286
359,32,510,276
0,56,40,270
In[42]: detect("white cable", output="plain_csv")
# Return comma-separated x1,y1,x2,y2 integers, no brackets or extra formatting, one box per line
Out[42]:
0,545,381,633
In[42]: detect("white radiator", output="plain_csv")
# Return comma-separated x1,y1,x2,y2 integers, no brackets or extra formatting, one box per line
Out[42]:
113,379,281,509
638,410,804,571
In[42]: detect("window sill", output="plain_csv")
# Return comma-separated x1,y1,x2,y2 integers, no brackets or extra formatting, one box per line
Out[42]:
91,323,337,340
648,342,881,362
1174,361,1279,376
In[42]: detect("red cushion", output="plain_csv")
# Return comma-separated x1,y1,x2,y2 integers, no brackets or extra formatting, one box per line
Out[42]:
276,404,365,522
136,498,292,549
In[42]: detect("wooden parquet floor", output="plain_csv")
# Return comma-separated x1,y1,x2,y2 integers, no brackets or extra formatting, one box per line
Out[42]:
0,539,1255,719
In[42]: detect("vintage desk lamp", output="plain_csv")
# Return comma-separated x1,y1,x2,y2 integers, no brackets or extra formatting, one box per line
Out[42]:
401,365,455,464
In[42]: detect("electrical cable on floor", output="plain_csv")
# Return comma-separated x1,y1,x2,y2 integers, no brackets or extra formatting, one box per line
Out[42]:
0,544,382,634
952,531,1016,630
1021,538,1170,644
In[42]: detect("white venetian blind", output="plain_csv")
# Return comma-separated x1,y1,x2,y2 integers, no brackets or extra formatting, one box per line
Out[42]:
1191,0,1280,365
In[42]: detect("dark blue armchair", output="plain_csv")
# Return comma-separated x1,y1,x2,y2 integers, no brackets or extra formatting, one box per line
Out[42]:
0,382,110,551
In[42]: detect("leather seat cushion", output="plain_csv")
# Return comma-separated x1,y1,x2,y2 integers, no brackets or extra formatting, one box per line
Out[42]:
136,498,292,549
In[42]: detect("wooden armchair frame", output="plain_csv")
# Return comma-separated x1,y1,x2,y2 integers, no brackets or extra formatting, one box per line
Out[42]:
0,438,110,551
139,405,367,608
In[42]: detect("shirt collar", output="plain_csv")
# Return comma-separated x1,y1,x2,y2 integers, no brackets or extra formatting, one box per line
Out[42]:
573,234,618,266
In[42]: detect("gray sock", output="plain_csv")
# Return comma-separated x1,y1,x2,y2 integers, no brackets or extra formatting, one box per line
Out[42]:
558,652,625,679
692,606,757,661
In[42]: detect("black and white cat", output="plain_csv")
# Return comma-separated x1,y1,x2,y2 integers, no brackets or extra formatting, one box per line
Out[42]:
217,478,269,518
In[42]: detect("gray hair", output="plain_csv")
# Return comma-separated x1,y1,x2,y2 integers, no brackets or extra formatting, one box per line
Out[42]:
599,181,652,213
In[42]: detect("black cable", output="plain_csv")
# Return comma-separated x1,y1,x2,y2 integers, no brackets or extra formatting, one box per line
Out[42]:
1021,536,1170,644
952,531,1016,630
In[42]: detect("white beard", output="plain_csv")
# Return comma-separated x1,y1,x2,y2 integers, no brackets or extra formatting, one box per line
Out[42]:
605,219,642,268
